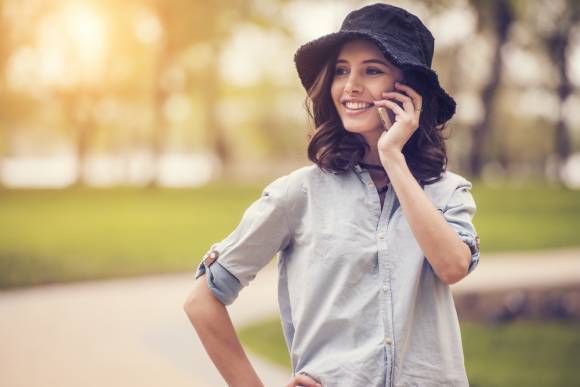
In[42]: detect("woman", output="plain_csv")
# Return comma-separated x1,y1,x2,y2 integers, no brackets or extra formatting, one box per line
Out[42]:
184,3,480,387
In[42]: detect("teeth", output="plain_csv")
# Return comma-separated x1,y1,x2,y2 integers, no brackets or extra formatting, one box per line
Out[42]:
345,101,372,110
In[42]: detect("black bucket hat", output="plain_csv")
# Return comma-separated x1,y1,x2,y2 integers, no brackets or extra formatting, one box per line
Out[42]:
294,3,456,125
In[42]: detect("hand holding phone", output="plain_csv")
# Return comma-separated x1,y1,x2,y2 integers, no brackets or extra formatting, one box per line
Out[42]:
376,87,405,131
377,106,392,131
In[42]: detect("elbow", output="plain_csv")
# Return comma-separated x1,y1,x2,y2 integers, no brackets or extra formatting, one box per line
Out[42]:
439,268,465,285
436,251,471,285
183,291,197,317
183,276,206,318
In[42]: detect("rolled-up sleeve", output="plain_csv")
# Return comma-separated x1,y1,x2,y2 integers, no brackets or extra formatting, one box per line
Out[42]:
194,175,292,305
442,178,480,275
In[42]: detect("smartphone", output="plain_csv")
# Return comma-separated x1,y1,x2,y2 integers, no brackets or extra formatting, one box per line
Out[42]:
377,86,405,131
377,106,392,131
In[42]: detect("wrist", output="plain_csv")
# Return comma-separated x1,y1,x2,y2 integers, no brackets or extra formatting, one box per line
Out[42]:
379,150,405,166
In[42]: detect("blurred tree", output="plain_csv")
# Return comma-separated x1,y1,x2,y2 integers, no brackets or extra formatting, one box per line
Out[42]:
0,0,6,186
0,0,51,186
0,0,113,186
468,0,515,177
535,0,580,182
146,0,293,184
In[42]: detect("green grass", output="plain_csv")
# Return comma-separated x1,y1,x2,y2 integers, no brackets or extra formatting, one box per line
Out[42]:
238,316,580,387
0,181,579,288
473,183,580,252
0,183,268,288
462,321,580,387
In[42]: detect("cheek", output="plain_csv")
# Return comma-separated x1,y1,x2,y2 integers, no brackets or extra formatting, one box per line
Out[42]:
369,78,398,99
330,81,340,99
330,83,343,106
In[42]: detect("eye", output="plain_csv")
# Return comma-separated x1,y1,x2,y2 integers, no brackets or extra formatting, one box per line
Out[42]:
366,67,384,75
334,66,348,76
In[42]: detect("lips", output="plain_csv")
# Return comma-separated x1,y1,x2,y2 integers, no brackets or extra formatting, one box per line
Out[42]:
342,100,375,115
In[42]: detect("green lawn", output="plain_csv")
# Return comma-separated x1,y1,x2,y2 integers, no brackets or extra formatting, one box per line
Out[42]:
238,316,580,387
0,181,579,288
0,183,265,288
473,183,580,252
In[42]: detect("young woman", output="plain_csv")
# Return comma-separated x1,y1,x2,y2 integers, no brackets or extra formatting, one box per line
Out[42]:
184,3,480,387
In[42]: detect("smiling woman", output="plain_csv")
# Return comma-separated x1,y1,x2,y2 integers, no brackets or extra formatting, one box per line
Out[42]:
305,39,449,185
330,40,403,155
184,3,480,387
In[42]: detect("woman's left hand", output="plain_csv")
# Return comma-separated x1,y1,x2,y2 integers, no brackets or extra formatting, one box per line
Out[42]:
285,373,322,387
374,81,422,157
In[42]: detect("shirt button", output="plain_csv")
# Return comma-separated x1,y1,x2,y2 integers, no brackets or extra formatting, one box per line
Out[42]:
378,233,385,240
203,250,219,266
384,337,392,345
367,181,374,187
382,285,388,292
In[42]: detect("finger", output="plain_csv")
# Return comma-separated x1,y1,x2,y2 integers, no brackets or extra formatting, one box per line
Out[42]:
395,82,422,111
395,81,421,101
382,91,415,113
292,374,323,387
373,99,405,116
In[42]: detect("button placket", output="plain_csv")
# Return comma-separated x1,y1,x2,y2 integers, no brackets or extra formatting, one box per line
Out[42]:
377,184,397,387
359,171,381,217
357,164,395,385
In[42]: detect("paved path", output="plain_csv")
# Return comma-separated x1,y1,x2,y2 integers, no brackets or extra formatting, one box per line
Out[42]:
0,249,578,387
451,248,580,293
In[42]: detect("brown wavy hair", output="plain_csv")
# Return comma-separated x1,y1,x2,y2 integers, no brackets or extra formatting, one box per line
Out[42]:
304,46,449,185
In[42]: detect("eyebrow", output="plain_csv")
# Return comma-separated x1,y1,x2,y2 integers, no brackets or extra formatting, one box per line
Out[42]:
336,58,393,68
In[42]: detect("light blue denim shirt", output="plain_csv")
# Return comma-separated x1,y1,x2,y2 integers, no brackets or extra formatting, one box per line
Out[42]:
194,163,480,387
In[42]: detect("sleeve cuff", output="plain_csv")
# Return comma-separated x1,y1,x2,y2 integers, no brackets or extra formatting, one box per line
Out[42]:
457,230,480,274
194,260,242,306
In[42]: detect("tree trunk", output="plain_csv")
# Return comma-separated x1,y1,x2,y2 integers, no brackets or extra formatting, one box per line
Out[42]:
545,6,577,183
469,0,513,177
203,42,230,180
553,32,571,169
149,55,168,188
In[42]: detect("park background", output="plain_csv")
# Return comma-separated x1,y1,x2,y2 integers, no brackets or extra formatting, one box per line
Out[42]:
0,0,579,386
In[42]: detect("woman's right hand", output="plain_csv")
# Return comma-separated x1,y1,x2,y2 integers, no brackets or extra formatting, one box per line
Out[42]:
285,373,322,387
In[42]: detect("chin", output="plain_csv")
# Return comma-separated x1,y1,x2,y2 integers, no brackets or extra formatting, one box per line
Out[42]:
342,121,381,135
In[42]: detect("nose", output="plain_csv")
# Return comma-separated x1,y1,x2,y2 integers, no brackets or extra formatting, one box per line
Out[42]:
344,72,363,94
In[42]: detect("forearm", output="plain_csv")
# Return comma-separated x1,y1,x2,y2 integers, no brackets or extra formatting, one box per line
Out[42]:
184,274,264,387
381,151,471,284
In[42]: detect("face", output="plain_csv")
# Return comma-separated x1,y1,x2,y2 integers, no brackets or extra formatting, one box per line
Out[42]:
330,39,403,142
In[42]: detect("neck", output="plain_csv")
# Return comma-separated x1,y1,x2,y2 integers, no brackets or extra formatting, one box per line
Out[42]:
357,128,385,166
362,138,382,166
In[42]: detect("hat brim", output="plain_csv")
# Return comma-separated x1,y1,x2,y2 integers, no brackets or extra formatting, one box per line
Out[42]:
294,31,456,125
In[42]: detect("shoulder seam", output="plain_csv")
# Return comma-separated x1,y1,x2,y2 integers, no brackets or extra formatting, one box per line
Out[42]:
281,175,293,243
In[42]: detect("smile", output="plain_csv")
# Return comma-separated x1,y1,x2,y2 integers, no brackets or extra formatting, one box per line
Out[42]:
342,101,374,114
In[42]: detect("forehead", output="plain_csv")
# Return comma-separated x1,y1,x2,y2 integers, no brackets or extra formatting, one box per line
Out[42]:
336,39,384,60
